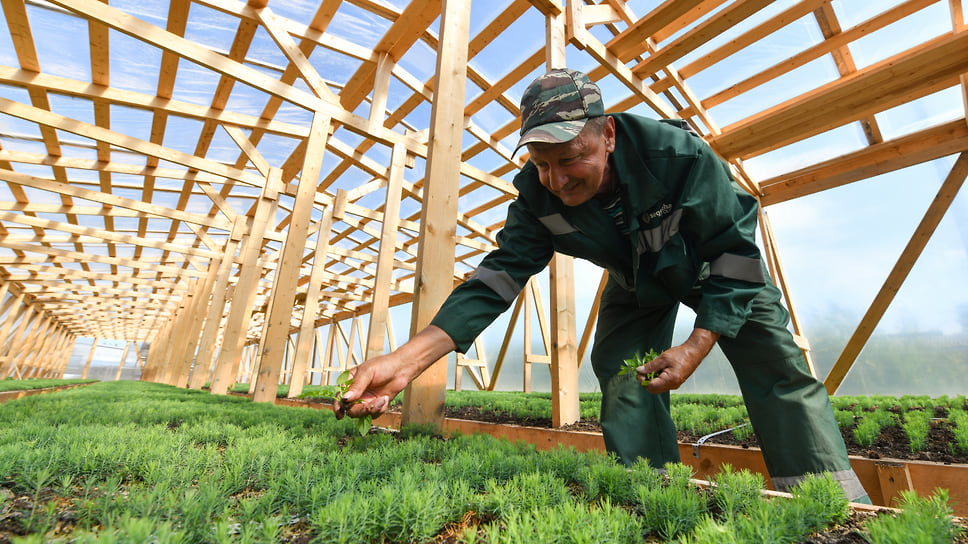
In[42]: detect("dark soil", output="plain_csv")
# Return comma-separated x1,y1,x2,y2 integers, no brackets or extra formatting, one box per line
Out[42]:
435,406,968,466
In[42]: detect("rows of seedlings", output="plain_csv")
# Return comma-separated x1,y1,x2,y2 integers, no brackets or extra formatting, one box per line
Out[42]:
295,386,968,461
0,378,96,393
1,381,964,543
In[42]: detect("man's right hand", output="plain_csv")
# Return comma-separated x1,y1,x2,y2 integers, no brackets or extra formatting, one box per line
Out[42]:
333,351,412,420
332,325,457,420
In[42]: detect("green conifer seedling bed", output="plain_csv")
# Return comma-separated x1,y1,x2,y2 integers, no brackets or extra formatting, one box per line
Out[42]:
1,381,965,543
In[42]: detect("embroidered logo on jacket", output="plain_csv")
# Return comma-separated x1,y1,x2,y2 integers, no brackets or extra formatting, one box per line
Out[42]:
645,203,672,223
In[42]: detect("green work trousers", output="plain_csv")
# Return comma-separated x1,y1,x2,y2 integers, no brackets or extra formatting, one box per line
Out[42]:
591,277,868,501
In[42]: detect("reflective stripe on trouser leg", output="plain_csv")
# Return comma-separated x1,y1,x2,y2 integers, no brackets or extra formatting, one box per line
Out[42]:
591,279,680,469
772,469,869,503
705,280,869,502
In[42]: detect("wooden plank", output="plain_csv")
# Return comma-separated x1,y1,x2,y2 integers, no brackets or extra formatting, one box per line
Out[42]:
709,31,968,160
0,307,36,378
209,170,281,395
172,256,223,387
761,119,968,206
759,210,816,376
577,269,608,366
549,253,579,426
0,292,26,356
337,0,441,113
875,461,914,508
825,152,968,393
401,0,471,428
0,211,217,259
0,68,310,139
567,9,678,119
365,144,406,360
252,114,330,403
0,97,264,187
287,207,335,398
631,0,774,78
253,5,339,103
607,0,711,61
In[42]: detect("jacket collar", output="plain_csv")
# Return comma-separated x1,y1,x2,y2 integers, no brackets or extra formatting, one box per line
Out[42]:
609,114,669,231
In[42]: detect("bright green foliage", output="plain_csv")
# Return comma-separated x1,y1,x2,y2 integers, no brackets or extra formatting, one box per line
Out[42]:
475,472,571,521
710,464,764,520
680,473,848,544
834,408,855,429
901,409,932,452
481,499,641,544
949,408,968,455
617,348,660,385
788,472,850,531
636,464,708,540
864,489,965,544
335,370,372,436
3,382,965,543
853,408,895,447
0,378,96,392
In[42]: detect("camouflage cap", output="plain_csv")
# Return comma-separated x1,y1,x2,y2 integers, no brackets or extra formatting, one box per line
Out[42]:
514,69,605,155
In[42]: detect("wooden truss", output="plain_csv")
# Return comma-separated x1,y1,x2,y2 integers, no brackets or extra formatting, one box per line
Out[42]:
0,0,966,425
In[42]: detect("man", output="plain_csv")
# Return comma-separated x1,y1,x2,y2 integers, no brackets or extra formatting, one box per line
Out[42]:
335,68,868,502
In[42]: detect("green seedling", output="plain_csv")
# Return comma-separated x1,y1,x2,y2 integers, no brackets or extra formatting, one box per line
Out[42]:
617,349,660,386
336,370,372,436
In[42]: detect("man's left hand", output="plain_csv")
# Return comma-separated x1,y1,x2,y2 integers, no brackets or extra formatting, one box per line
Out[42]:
637,328,720,394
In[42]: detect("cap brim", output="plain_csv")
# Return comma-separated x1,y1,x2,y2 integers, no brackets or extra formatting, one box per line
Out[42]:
513,119,587,156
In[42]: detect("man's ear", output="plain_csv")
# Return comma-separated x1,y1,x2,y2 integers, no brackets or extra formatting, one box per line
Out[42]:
603,116,616,152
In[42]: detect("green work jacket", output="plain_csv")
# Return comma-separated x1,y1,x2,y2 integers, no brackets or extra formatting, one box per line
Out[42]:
431,113,766,353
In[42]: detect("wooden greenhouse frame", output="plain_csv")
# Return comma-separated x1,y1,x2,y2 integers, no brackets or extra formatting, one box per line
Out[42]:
0,0,966,430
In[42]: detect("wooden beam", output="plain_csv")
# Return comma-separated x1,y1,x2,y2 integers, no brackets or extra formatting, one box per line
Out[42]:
608,0,717,61
209,170,281,395
365,143,406,361
708,31,968,160
401,0,471,429
761,119,968,206
252,114,330,403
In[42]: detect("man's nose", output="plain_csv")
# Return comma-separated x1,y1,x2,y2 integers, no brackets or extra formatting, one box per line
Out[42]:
547,167,568,190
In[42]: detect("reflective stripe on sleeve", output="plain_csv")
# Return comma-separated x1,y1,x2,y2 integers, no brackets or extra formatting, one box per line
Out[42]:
772,469,869,502
538,214,577,235
636,208,682,254
709,253,765,283
470,266,522,304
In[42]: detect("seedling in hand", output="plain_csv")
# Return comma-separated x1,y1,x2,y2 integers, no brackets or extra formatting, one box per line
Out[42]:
617,349,660,386
336,370,372,436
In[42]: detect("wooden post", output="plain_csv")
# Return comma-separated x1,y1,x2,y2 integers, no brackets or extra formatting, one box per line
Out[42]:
549,254,580,426
173,253,224,387
114,341,132,381
20,316,53,378
0,305,36,378
54,334,77,379
253,112,330,403
0,292,26,356
13,314,51,379
157,280,196,385
365,143,406,360
402,0,471,428
189,216,247,389
287,207,335,398
210,169,281,395
80,337,99,379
